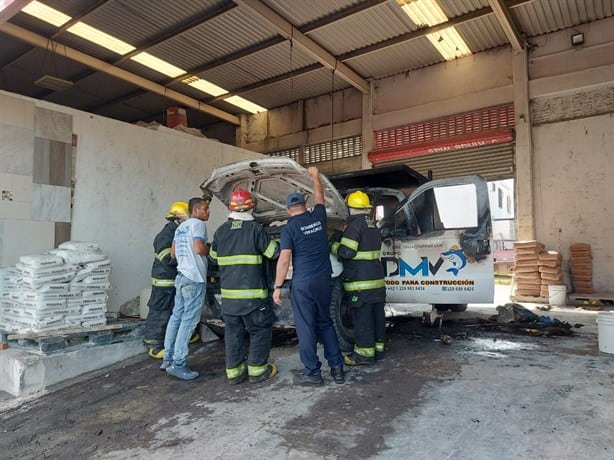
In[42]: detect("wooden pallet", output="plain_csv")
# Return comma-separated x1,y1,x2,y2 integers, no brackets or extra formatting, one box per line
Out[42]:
510,295,549,303
5,321,142,353
568,292,614,307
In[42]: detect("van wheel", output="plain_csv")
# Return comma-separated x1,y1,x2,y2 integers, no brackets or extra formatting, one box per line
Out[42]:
434,304,467,312
206,323,225,338
203,296,225,337
330,278,354,352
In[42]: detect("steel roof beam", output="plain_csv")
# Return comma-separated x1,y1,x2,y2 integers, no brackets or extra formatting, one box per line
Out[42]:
487,0,525,52
233,0,370,94
0,22,240,125
86,0,386,114
0,0,33,23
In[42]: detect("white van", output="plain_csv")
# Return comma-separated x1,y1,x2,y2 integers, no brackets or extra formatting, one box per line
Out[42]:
201,158,494,350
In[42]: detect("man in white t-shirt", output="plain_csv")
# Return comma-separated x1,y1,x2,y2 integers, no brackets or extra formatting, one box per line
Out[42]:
161,197,210,380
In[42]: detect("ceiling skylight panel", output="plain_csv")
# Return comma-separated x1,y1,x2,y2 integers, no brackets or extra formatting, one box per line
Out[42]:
223,95,267,114
131,52,186,78
67,22,135,55
22,1,71,27
396,0,472,61
181,76,227,97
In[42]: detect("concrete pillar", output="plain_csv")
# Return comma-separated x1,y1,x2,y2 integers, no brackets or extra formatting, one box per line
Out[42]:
361,80,374,170
512,50,535,240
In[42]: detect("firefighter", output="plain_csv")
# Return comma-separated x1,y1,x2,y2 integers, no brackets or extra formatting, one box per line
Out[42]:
144,201,198,358
210,189,280,384
332,190,386,365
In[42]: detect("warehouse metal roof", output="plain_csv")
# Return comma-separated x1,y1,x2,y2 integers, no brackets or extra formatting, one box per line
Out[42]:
0,0,612,132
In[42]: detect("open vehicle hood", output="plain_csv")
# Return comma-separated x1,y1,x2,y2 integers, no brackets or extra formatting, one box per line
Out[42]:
201,158,348,225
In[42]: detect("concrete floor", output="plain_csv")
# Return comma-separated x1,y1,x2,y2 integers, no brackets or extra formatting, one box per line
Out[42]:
1,286,613,459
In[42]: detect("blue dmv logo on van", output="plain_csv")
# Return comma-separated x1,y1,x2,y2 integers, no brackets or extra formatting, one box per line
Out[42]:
382,246,467,278
441,247,467,276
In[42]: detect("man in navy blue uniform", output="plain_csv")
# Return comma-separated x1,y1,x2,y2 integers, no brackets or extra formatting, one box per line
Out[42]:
273,166,345,386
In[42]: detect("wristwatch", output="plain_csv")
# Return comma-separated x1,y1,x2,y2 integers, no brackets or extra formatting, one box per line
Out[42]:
274,285,283,289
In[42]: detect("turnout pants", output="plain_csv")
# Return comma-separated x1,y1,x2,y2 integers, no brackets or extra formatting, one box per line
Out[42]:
351,299,386,357
143,285,175,347
223,305,275,379
291,277,343,375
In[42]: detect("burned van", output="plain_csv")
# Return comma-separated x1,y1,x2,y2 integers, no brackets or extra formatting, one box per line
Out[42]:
200,158,493,351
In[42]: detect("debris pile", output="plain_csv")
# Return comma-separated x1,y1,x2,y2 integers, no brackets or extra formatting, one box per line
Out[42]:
0,241,111,333
490,303,577,336
569,243,592,293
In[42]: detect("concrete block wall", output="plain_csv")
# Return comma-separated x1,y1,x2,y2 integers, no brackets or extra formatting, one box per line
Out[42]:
0,93,72,270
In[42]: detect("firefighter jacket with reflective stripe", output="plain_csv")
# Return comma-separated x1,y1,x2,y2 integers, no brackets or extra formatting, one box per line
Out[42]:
333,214,385,302
150,220,179,288
210,218,280,315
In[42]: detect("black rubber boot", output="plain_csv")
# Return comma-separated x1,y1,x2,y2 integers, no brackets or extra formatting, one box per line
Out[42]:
293,372,324,387
330,366,345,384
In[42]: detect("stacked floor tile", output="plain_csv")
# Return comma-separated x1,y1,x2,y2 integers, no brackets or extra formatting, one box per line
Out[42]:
569,243,592,293
0,241,111,333
538,251,564,298
513,240,545,297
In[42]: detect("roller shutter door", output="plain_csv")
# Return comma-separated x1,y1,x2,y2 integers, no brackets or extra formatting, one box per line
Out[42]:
370,104,515,180
375,142,514,181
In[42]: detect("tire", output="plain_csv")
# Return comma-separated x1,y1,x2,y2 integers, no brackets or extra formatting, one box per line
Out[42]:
329,278,354,352
206,323,225,338
203,294,225,337
434,304,468,312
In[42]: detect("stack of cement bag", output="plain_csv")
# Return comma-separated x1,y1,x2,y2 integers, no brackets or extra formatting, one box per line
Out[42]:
0,241,111,333
512,240,545,297
538,251,564,298
569,243,592,293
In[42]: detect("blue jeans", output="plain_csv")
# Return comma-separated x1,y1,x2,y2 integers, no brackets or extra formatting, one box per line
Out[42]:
163,273,205,366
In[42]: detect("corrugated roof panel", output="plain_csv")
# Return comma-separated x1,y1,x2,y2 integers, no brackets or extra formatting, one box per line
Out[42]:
78,0,227,47
43,0,104,18
513,0,614,36
308,2,416,56
346,38,443,78
262,0,364,26
239,68,350,109
456,15,509,52
437,0,490,17
197,41,317,91
150,6,279,72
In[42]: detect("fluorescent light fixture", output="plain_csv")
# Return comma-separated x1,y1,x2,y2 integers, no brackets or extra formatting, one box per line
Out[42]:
131,52,186,77
67,22,135,55
34,74,73,91
223,95,267,114
22,0,71,27
427,28,472,60
397,0,471,61
182,76,227,97
571,32,584,46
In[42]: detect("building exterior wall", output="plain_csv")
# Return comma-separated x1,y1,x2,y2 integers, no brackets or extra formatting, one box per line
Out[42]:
532,113,614,292
0,91,263,311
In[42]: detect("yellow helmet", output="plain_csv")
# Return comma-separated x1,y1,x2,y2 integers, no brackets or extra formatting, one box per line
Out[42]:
166,201,189,219
346,190,372,209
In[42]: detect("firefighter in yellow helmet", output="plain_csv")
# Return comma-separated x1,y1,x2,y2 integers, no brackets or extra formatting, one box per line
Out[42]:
144,201,200,358
331,190,386,365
